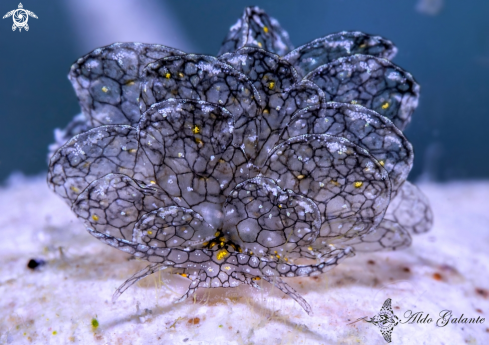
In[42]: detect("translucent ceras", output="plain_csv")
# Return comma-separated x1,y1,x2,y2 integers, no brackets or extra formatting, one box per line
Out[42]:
48,6,433,315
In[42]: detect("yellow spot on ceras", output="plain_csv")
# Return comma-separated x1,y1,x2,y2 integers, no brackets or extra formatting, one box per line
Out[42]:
178,72,184,78
257,42,263,48
224,266,231,271
330,180,340,187
180,273,188,278
147,230,153,235
192,125,201,134
101,86,108,93
350,100,358,105
263,26,269,33
125,80,135,86
381,102,390,109
354,181,363,188
91,214,99,221
216,249,229,260
150,180,156,184
70,185,80,193
268,81,275,90
165,73,171,79
214,231,220,237
307,246,313,251
379,160,385,167
297,175,305,180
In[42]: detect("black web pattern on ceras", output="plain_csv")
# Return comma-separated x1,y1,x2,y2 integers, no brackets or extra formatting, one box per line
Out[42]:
48,6,433,315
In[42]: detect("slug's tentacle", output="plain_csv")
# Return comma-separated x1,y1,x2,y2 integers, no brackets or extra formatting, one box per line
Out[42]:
262,276,313,316
112,263,168,302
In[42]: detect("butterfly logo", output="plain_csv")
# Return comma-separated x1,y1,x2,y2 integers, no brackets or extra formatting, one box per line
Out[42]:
349,298,399,343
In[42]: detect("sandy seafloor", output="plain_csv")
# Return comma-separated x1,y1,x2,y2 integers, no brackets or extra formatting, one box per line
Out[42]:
0,175,488,345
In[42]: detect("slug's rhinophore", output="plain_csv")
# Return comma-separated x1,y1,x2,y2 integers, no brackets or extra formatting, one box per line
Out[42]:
48,6,433,315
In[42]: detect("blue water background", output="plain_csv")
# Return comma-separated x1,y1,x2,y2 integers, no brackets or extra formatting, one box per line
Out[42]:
0,0,488,182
